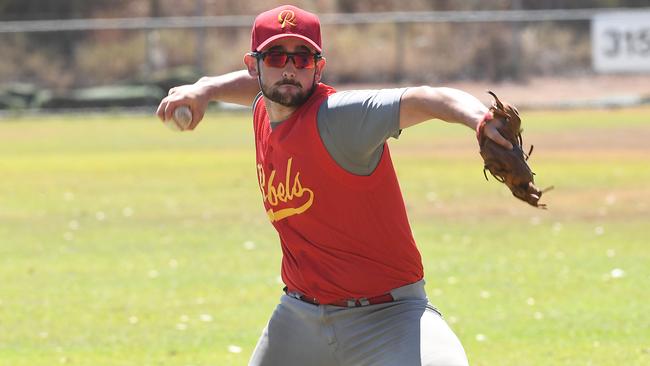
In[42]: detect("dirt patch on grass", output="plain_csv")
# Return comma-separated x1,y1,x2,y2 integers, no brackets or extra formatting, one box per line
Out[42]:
392,122,649,159
533,127,650,152
440,75,650,108
408,186,650,222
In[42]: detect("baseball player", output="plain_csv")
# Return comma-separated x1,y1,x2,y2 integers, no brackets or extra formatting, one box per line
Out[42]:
156,5,512,366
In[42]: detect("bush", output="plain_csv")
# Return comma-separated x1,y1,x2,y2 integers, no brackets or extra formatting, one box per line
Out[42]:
32,85,165,109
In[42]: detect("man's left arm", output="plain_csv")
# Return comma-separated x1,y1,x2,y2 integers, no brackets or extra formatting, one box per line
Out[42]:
399,86,512,149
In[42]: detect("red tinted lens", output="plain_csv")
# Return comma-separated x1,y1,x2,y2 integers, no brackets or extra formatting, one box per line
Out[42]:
292,53,315,69
264,52,289,68
262,52,315,69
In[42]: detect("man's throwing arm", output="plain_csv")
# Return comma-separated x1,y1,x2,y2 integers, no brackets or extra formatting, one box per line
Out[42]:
398,86,512,149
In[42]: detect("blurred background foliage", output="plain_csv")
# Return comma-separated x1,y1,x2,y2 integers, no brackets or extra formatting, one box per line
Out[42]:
0,0,648,109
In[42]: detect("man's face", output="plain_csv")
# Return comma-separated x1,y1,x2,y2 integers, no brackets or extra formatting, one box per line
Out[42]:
246,38,325,107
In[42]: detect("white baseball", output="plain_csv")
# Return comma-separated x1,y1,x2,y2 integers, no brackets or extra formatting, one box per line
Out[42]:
163,118,182,131
165,105,193,131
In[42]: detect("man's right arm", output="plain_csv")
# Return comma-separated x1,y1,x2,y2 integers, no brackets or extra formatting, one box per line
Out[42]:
155,70,260,129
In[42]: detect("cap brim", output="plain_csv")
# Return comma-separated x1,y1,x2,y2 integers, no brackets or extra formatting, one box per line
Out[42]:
256,34,322,53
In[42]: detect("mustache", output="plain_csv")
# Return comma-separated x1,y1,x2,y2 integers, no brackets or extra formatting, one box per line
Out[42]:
275,79,302,88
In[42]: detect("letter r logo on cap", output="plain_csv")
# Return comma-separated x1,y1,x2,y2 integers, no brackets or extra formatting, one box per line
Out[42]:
251,6,322,52
278,10,296,28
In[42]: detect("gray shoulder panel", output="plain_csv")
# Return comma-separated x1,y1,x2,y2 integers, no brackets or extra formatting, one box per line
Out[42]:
317,88,407,176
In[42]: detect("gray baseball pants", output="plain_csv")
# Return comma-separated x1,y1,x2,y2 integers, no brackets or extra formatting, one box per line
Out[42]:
248,280,469,366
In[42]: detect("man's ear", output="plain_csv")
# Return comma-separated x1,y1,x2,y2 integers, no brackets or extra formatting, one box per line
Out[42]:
243,53,259,77
314,57,326,83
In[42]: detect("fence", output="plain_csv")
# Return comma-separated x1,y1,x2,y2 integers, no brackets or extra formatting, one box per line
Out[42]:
1,8,648,109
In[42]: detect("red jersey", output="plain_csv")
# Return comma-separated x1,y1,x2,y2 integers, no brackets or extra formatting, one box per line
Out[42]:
253,83,423,304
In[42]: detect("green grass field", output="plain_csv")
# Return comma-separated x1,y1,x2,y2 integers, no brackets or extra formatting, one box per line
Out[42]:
1,107,649,366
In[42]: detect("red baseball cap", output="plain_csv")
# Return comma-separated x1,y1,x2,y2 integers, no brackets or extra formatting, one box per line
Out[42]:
251,5,322,53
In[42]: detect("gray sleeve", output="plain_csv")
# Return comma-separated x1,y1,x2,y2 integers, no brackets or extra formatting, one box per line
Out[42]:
317,88,407,176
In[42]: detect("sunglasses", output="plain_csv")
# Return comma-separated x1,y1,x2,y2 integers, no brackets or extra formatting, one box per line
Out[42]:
253,51,322,69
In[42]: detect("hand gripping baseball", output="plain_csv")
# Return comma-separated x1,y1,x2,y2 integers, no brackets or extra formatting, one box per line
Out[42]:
156,83,210,131
477,91,553,208
162,105,193,131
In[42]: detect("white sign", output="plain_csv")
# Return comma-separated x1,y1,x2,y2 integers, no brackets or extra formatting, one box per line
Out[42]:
592,12,650,72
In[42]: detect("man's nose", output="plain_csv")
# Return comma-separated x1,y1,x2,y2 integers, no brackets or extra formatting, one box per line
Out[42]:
282,67,296,79
282,57,298,78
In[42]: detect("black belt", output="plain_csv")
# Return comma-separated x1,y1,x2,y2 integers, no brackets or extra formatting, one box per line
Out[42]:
285,287,394,307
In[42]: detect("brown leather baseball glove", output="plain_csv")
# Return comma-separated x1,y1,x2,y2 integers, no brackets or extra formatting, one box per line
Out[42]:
477,91,552,208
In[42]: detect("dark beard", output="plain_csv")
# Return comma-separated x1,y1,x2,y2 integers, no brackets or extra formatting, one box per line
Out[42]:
261,79,313,107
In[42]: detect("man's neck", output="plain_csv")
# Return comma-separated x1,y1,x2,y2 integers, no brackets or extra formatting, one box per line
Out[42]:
264,97,299,123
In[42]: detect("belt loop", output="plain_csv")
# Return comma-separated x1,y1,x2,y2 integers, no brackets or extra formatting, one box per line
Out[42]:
358,298,370,306
284,287,305,301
